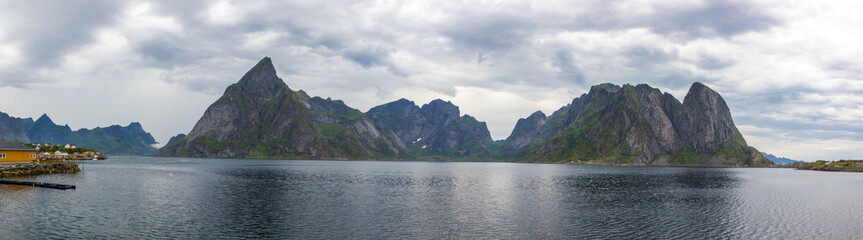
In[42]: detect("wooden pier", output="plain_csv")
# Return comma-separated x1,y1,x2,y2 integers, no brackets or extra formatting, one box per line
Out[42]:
0,179,76,190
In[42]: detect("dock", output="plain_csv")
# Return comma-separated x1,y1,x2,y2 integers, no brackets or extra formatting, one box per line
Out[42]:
0,179,76,190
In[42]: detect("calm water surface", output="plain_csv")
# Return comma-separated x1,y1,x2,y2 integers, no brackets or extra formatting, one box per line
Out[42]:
2,157,862,239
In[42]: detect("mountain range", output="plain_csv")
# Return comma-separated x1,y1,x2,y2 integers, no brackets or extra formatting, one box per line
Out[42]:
159,57,406,159
761,152,801,164
0,112,158,155
507,83,768,166
160,57,770,166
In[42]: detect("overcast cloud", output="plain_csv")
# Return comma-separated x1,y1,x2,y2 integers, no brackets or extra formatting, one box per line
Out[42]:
1,0,862,161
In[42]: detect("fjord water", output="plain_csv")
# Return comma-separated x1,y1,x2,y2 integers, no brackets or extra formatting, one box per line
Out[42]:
2,158,862,239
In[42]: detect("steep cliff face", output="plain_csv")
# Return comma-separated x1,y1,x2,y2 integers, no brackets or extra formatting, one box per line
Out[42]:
515,82,769,166
0,111,30,142
502,111,546,154
161,57,406,159
298,92,407,158
668,82,743,153
366,99,495,157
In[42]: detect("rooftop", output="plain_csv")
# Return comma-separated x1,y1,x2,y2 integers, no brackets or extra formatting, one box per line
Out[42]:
0,142,36,151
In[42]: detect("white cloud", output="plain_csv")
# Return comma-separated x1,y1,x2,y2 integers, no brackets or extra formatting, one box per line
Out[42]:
241,31,288,51
205,0,246,26
0,43,20,70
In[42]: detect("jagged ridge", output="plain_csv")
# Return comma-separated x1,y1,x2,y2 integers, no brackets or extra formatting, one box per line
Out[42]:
160,57,406,159
366,99,497,158
510,83,769,166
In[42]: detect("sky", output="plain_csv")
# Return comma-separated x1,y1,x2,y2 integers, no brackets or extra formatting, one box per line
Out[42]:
1,0,862,161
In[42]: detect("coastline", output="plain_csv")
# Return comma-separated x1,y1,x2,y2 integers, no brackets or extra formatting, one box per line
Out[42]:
795,160,863,173
0,162,81,177
151,155,776,168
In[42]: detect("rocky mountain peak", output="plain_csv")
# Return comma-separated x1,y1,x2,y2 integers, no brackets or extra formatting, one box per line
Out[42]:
240,57,277,84
392,98,415,106
35,113,55,126
527,111,547,119
163,57,406,159
502,110,547,153
367,98,495,157
673,82,744,152
421,99,460,124
127,122,144,130
518,82,767,166
227,57,289,101
591,83,622,93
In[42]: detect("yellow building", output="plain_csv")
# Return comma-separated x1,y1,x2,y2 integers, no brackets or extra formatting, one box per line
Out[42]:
0,142,38,162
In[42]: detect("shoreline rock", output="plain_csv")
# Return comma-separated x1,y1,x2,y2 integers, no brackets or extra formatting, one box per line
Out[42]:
0,162,81,177
796,160,863,173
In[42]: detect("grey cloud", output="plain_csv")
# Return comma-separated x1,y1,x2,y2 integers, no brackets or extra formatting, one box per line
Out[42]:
739,115,863,141
343,46,391,68
826,61,863,81
0,1,122,86
552,50,586,85
442,14,536,53
568,0,780,39
624,45,679,68
477,53,489,64
727,87,863,142
4,1,121,65
139,40,183,63
659,1,780,38
312,33,350,51
696,54,734,70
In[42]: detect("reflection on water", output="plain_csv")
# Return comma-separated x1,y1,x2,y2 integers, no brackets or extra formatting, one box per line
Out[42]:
2,158,863,239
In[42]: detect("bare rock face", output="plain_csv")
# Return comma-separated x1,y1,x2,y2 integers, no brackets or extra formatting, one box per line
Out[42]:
298,93,407,157
502,111,546,154
515,82,769,166
0,111,30,142
162,57,406,159
162,57,333,158
366,99,495,157
669,82,743,152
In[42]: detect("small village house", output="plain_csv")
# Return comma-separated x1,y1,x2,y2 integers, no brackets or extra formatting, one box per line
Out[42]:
37,152,52,160
0,142,38,162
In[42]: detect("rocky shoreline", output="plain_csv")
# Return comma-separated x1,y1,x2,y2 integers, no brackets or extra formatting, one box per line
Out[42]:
0,162,81,177
796,160,863,173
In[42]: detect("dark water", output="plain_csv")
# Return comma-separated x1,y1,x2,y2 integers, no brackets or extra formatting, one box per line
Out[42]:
2,157,862,239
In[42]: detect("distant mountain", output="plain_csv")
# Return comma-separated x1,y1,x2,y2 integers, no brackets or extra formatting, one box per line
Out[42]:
501,111,546,154
0,111,30,142
366,98,496,158
19,117,34,133
507,83,770,166
155,57,766,166
761,152,800,164
164,134,186,150
160,57,406,159
156,133,186,156
26,114,70,144
25,114,158,155
297,91,406,158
